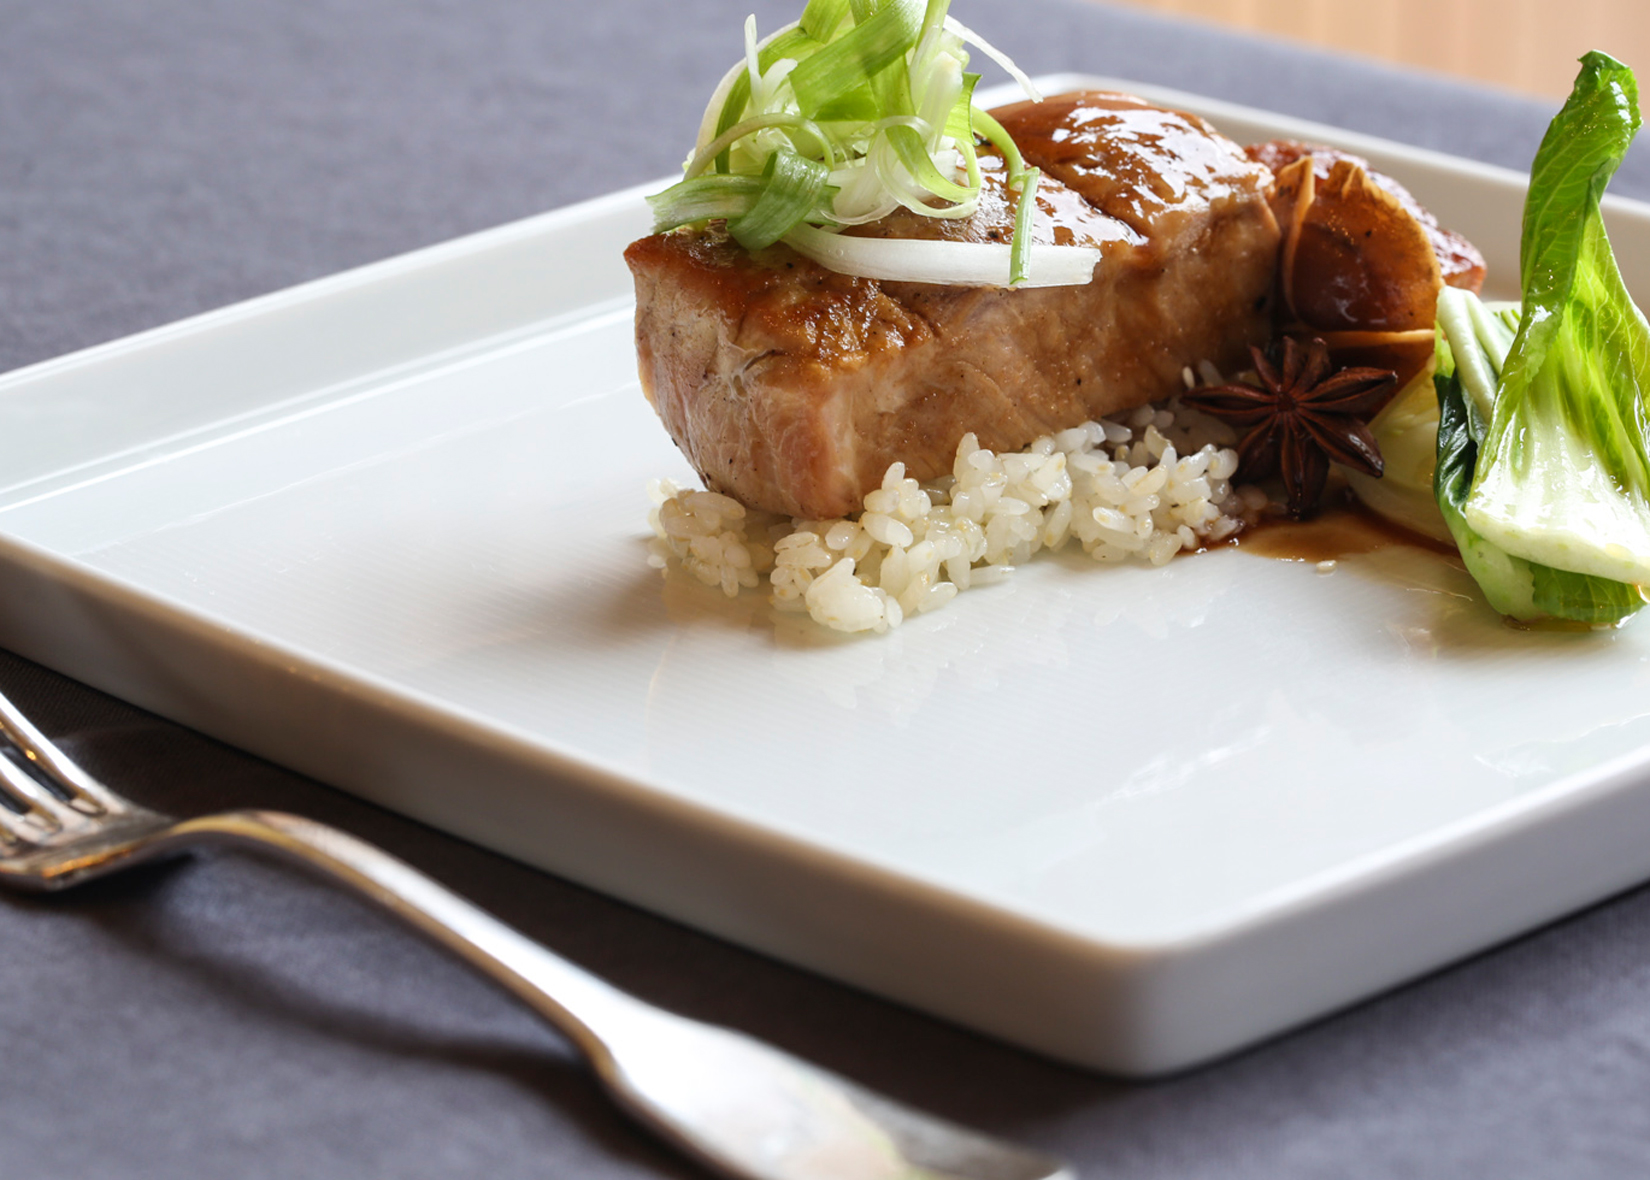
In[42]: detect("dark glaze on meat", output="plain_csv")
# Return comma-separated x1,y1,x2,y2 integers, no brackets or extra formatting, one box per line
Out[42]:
625,91,1281,519
993,92,1274,242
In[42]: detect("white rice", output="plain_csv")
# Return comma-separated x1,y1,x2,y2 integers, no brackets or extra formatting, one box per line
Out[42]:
647,395,1260,634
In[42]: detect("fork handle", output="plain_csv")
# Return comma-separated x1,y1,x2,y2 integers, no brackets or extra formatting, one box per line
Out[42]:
107,808,1074,1180
159,808,648,1065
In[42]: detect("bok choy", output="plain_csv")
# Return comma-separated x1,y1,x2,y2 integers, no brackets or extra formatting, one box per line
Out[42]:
647,0,1099,289
1435,289,1647,624
1435,51,1650,625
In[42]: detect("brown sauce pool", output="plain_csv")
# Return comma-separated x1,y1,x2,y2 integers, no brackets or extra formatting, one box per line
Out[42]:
1233,496,1622,633
1233,495,1458,563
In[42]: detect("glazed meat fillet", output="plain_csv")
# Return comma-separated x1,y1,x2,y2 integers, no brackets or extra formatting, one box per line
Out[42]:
625,91,1281,519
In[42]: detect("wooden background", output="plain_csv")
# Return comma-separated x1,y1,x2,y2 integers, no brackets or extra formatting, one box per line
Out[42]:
1101,0,1649,98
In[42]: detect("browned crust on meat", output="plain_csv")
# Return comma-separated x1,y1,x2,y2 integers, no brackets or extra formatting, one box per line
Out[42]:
627,231,937,518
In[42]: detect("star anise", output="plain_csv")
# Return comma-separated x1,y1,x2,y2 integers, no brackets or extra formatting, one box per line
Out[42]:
1183,336,1399,519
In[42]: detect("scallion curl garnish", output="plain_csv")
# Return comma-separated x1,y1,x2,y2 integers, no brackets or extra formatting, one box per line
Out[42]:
646,0,1101,289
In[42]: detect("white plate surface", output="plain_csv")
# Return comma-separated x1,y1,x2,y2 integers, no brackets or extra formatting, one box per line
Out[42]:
4,76,1650,1074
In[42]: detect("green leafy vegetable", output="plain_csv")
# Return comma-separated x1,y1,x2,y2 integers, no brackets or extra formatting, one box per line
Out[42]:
1400,52,1650,625
1435,335,1646,625
1463,51,1650,588
647,0,1099,288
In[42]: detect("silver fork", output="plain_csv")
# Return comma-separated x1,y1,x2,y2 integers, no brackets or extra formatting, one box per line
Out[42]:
0,686,1072,1180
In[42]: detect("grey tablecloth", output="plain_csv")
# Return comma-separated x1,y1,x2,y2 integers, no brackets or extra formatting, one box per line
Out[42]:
6,2,1650,1176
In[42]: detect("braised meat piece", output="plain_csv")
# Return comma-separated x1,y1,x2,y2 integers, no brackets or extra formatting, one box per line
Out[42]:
1244,140,1487,293
625,91,1281,519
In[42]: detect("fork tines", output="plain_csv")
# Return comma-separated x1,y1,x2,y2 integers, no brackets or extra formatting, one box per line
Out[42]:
0,692,125,845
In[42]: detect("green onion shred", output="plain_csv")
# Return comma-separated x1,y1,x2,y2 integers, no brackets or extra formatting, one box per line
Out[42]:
647,0,1095,288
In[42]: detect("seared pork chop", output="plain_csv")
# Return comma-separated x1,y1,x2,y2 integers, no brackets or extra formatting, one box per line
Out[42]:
625,91,1280,519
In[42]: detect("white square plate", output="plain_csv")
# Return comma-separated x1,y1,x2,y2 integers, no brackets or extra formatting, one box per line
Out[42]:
5,75,1650,1075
